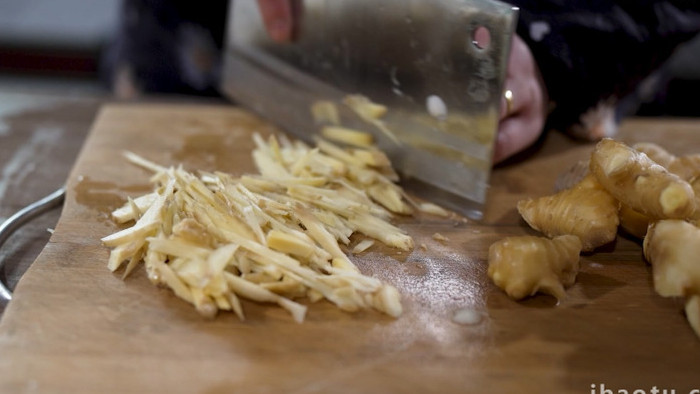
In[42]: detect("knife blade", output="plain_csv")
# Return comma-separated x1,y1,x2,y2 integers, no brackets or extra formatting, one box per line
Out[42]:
220,0,517,219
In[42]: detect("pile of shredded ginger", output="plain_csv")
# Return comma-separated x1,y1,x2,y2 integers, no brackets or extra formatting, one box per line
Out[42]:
101,133,447,323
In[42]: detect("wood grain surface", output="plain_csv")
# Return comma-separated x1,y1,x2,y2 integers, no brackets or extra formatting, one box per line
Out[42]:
0,104,698,394
0,93,100,313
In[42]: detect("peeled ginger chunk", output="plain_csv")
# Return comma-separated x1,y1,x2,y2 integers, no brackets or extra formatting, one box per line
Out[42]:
517,174,619,252
590,138,695,220
643,220,700,298
488,235,582,300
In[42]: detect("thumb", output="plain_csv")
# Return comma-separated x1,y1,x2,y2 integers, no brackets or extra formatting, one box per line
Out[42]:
256,0,294,42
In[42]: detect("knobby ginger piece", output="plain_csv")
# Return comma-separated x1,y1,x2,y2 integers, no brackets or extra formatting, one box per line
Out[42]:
634,142,700,182
590,138,696,220
617,142,700,238
517,174,619,252
644,219,700,339
633,142,676,169
669,155,700,183
618,203,651,239
488,235,582,300
622,142,700,237
633,142,700,227
643,220,700,298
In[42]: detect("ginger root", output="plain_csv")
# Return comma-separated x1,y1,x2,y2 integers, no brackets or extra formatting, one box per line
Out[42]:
490,139,700,339
644,219,700,339
488,235,582,300
633,142,676,169
618,203,651,239
590,138,696,219
634,142,700,182
517,174,619,252
643,220,700,298
616,142,700,239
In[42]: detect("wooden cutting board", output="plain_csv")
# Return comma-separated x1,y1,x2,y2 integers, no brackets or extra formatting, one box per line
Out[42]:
1,104,698,393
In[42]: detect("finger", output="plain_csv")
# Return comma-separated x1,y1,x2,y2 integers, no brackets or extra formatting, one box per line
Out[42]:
500,88,514,120
499,73,530,122
493,117,540,163
493,80,546,163
498,75,529,122
499,35,538,121
257,0,294,42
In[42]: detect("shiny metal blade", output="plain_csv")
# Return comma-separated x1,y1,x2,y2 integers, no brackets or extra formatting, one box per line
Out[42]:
221,0,517,219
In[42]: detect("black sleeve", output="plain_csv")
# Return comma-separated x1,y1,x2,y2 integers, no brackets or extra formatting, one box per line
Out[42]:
507,0,700,134
102,0,229,95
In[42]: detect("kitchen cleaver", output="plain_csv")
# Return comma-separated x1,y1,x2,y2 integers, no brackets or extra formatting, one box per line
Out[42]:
220,0,517,219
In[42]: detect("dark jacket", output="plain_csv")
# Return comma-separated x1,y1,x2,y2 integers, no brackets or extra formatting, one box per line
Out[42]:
509,1,700,133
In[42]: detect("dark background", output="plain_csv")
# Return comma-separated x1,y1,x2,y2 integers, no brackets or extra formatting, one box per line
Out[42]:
0,0,698,116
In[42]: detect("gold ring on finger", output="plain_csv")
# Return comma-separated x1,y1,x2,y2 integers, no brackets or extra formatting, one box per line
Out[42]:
504,89,514,116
